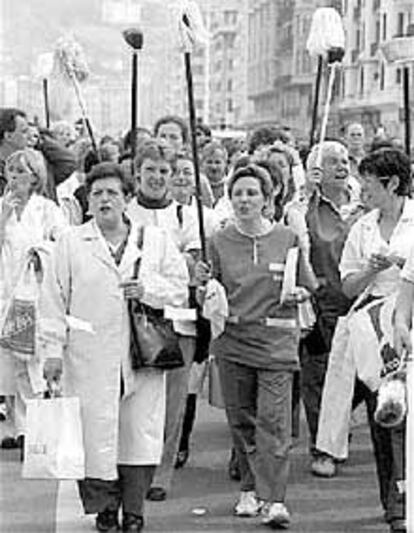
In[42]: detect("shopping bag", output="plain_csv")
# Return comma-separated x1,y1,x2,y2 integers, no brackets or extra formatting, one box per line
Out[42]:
22,396,85,480
0,262,39,361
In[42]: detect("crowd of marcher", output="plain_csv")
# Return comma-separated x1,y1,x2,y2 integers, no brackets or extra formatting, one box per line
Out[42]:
0,106,412,533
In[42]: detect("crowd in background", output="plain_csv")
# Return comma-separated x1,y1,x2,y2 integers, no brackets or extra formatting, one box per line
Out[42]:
0,106,412,533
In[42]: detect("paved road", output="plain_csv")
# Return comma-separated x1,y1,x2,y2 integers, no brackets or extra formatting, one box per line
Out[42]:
0,398,387,533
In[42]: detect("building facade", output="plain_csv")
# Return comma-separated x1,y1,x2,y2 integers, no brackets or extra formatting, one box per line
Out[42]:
247,0,345,139
338,0,414,142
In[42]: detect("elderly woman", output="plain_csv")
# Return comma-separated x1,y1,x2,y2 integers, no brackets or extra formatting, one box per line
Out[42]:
0,148,67,450
317,148,412,533
197,163,314,529
41,162,189,532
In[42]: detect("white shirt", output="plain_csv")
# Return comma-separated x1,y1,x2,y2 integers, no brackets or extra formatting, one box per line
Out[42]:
127,199,200,253
340,198,414,296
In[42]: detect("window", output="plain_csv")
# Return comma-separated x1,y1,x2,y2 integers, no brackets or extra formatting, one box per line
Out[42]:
375,20,380,42
397,13,404,37
380,63,385,90
227,99,233,112
227,79,233,92
360,66,365,94
224,10,237,25
382,13,387,40
396,68,402,84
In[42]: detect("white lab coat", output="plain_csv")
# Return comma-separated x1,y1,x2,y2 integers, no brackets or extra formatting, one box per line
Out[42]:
39,220,189,479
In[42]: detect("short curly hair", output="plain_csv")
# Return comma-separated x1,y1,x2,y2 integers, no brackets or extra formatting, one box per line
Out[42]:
85,162,131,196
134,139,176,174
358,148,411,197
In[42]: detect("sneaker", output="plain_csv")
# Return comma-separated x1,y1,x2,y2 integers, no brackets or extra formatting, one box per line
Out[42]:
95,508,119,532
234,491,262,517
261,502,291,529
311,455,336,478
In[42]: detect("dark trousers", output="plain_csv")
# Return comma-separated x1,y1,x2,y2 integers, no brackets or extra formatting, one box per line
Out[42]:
178,393,197,452
218,357,293,503
77,465,156,516
354,380,405,521
299,340,329,452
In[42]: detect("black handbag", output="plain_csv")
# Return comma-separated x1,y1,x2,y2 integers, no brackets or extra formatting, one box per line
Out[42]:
128,260,184,371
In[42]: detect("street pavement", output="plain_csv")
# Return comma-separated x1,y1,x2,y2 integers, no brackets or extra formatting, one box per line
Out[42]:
1,398,388,533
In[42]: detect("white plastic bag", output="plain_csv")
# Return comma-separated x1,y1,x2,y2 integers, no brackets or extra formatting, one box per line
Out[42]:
23,396,85,480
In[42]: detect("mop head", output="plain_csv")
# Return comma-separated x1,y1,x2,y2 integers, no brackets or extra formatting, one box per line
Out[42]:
174,0,209,53
306,7,345,62
53,34,89,83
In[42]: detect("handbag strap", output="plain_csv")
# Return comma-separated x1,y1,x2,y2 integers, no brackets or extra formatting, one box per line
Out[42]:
132,258,141,280
132,226,145,279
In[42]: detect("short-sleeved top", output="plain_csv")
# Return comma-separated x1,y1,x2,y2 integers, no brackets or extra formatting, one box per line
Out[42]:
340,198,414,297
209,223,300,370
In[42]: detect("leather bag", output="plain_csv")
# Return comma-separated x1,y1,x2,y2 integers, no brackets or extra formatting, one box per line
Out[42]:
128,259,184,371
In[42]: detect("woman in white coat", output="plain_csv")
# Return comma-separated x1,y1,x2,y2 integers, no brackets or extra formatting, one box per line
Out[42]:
41,162,189,533
0,148,66,451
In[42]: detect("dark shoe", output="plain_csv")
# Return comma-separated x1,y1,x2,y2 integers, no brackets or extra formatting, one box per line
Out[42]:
122,513,144,532
1,436,20,449
174,449,189,469
96,509,120,532
146,486,167,501
390,518,406,532
228,449,241,481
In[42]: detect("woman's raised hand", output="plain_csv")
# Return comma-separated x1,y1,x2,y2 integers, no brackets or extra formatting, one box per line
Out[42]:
1,191,19,223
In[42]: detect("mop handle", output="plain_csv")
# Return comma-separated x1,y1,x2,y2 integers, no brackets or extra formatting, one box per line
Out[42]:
316,63,337,168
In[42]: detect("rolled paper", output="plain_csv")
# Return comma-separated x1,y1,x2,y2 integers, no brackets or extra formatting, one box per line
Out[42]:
306,7,345,59
175,0,209,53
